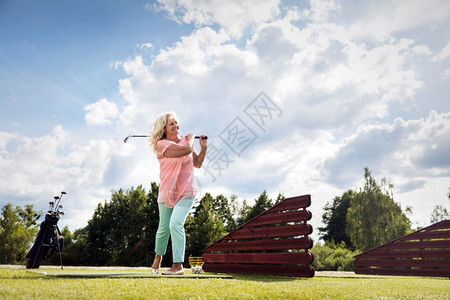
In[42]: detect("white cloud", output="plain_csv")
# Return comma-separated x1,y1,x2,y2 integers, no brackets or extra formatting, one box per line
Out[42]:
0,126,122,195
307,0,340,23
0,132,16,149
0,125,69,196
153,0,281,38
347,0,450,40
323,111,450,190
84,98,119,126
0,124,135,229
433,40,450,61
3,0,449,234
113,0,444,200
443,68,450,79
245,18,424,129
137,43,154,50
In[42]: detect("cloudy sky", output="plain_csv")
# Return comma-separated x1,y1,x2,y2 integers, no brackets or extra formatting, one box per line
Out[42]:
1,0,449,240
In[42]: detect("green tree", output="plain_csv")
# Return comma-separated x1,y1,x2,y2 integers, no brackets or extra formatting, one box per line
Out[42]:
83,184,159,266
185,193,227,257
430,205,449,223
346,168,411,252
241,190,274,224
212,194,236,232
236,199,251,226
228,194,242,228
311,241,360,271
65,227,90,266
274,192,286,205
0,203,41,264
319,190,355,248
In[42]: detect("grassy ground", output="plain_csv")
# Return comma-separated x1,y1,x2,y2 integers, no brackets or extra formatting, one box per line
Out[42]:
1,266,449,299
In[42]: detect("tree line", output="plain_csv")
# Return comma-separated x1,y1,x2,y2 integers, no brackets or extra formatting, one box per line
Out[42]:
1,168,449,269
0,182,280,267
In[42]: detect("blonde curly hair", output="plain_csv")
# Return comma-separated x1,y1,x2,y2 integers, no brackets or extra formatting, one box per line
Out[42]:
149,111,178,152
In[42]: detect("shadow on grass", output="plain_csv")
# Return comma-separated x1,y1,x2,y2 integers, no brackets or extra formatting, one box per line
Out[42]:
228,273,305,282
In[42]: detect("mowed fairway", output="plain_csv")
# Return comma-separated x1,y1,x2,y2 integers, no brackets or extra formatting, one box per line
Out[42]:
1,266,448,299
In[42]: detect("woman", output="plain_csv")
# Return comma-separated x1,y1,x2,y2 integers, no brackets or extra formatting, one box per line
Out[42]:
149,111,207,275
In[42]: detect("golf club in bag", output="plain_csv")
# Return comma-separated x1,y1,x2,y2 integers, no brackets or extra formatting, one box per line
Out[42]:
25,191,66,270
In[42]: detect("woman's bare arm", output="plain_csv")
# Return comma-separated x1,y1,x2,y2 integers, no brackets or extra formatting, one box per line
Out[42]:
193,136,207,168
161,143,193,158
158,134,194,158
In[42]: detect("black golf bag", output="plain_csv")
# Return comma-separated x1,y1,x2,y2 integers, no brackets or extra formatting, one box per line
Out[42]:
25,192,66,269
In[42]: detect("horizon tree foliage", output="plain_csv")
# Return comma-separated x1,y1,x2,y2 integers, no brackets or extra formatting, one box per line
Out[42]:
311,240,360,271
0,203,42,264
319,190,355,248
73,187,282,266
5,184,323,267
240,190,285,225
430,187,450,223
212,194,236,232
430,205,449,224
83,184,159,266
241,190,273,224
346,168,412,252
185,193,227,257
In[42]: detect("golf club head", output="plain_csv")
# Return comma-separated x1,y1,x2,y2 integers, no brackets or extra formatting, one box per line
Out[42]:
124,136,130,143
55,191,66,208
59,211,65,216
54,196,59,200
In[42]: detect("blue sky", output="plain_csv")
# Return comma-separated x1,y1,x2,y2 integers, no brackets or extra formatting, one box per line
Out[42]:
1,0,193,136
1,0,450,239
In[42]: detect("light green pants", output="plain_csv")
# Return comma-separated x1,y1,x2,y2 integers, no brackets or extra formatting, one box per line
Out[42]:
154,197,194,263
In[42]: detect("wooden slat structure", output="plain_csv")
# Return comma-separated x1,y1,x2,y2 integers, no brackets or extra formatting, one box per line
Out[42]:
202,195,315,277
354,219,450,277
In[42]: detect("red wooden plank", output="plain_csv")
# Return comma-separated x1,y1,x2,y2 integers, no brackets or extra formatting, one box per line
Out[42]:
410,231,450,239
267,195,311,213
354,259,449,268
368,240,450,250
354,220,450,277
243,210,312,227
355,220,450,258
224,224,313,240
203,252,314,264
203,263,315,277
204,237,313,252
354,249,450,258
426,220,450,230
355,267,450,277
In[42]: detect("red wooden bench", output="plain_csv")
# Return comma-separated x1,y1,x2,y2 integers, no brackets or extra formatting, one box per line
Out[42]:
354,219,450,277
202,194,315,277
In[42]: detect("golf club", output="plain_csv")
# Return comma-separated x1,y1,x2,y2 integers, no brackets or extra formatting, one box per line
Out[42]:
124,135,208,143
54,191,66,213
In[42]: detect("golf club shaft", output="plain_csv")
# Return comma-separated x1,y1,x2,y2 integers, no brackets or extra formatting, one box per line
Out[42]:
54,191,66,211
124,135,207,143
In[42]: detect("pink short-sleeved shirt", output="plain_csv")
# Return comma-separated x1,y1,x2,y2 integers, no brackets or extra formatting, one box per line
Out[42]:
156,137,196,208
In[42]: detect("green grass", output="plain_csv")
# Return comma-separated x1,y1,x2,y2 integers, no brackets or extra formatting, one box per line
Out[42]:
1,266,449,299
